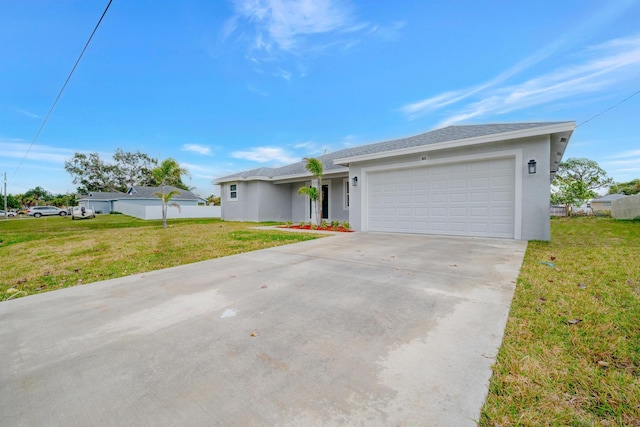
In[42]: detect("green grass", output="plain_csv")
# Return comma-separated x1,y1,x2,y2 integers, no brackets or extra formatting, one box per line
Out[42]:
0,215,322,301
480,217,640,426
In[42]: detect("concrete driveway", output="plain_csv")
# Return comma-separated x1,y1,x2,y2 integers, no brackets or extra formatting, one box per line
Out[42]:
1,232,526,426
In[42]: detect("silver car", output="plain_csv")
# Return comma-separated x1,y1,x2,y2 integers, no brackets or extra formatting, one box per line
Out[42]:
0,210,17,217
26,206,68,218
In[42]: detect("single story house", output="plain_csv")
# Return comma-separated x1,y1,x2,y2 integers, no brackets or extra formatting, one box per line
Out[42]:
215,122,575,241
591,194,627,212
78,186,206,213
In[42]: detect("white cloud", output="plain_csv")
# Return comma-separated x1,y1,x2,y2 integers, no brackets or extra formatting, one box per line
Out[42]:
0,139,76,164
224,0,400,65
181,144,212,155
231,0,353,51
13,108,40,119
400,33,640,126
274,68,292,80
293,141,315,149
366,21,405,41
608,149,640,159
231,146,299,164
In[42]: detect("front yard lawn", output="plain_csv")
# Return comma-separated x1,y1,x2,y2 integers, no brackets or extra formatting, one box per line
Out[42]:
481,217,640,426
0,215,321,301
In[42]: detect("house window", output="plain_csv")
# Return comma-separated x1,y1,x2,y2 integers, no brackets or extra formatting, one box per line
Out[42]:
228,183,238,201
343,178,350,209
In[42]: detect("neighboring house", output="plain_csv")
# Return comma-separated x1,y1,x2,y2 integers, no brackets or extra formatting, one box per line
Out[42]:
215,122,575,241
78,186,208,216
591,194,627,212
77,191,123,213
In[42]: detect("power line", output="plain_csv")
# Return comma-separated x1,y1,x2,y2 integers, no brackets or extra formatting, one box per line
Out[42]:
576,88,640,128
10,0,113,182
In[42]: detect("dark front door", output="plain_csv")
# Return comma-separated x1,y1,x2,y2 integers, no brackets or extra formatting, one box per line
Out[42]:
309,184,329,220
321,185,328,219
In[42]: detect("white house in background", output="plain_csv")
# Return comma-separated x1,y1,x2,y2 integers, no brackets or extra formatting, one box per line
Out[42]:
215,122,576,241
78,186,208,218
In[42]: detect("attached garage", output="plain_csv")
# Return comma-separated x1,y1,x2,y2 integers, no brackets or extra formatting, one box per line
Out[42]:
216,121,576,241
367,157,515,238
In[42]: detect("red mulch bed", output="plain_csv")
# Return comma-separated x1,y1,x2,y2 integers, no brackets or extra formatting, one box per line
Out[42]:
279,225,353,232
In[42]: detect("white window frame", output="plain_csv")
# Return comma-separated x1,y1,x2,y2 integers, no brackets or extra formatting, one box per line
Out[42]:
227,182,238,201
343,178,350,209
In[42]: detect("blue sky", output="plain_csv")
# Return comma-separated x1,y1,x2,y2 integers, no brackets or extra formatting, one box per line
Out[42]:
1,0,639,197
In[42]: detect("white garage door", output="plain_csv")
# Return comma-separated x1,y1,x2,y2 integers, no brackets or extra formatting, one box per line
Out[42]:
367,157,515,238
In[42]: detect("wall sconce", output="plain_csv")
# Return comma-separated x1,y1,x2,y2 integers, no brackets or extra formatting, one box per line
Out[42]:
352,176,358,186
528,159,537,174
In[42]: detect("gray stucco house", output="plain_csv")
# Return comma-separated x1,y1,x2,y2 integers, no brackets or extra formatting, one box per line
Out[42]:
215,122,575,240
78,186,206,213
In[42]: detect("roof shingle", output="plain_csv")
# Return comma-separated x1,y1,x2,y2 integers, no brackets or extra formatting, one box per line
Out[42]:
215,122,573,182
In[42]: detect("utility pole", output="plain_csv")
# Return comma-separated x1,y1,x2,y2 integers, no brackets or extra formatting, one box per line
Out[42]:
3,172,7,220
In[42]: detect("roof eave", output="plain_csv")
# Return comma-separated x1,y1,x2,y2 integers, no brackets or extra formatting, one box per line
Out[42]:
215,168,348,184
334,121,576,166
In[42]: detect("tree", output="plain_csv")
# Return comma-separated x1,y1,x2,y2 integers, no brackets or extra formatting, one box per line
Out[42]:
206,195,220,206
152,158,190,229
297,157,324,225
64,150,160,194
22,187,53,207
551,158,613,214
64,153,118,194
298,185,320,224
50,193,78,208
4,194,21,210
609,178,640,195
112,149,158,188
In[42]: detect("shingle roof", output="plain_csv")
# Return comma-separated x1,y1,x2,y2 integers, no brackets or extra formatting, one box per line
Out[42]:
592,194,627,202
80,187,204,201
215,122,573,183
81,191,125,200
126,186,204,200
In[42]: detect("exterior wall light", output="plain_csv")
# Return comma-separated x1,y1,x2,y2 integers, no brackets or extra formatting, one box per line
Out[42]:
352,176,358,186
528,159,537,174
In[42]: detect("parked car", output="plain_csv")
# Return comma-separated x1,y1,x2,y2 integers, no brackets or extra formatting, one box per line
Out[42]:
26,206,68,218
0,210,17,217
71,206,96,220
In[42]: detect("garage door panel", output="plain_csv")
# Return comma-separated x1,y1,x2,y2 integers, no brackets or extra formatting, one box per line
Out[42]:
450,179,467,189
431,180,447,189
470,207,489,216
450,207,467,217
470,177,490,187
492,191,512,202
449,192,467,202
367,158,515,238
431,193,448,203
492,175,512,186
470,223,489,233
471,192,489,202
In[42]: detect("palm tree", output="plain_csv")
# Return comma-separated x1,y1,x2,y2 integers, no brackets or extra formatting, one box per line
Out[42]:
297,185,320,224
298,157,324,225
152,158,189,229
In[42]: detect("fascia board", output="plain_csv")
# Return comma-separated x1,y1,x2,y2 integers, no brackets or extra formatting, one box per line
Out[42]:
334,122,576,165
213,176,273,184
272,169,348,184
215,168,348,185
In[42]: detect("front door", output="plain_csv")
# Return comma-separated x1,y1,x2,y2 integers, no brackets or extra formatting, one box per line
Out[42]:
321,184,328,219
309,184,329,220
